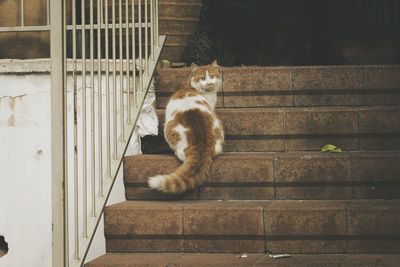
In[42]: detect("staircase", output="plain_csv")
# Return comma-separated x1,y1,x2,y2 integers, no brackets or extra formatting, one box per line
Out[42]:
87,65,400,266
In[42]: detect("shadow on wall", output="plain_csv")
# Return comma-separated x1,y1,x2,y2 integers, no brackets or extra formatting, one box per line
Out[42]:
0,236,8,257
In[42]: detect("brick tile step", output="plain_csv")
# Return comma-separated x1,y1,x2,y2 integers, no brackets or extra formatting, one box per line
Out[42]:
155,65,400,108
99,1,202,20
104,200,400,254
141,106,400,153
123,151,400,200
159,3,202,21
86,253,400,267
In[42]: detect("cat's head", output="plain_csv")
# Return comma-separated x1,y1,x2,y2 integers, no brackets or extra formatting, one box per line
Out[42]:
190,60,222,93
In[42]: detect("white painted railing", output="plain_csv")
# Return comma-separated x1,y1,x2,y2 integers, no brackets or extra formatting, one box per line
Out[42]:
50,1,165,266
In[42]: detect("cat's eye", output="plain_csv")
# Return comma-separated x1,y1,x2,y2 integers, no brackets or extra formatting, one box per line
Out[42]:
201,77,206,81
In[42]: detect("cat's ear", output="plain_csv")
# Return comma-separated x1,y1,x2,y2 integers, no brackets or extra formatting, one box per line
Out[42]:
191,63,199,72
211,60,219,67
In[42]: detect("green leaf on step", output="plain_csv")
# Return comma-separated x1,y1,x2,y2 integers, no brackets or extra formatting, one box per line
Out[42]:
321,144,342,153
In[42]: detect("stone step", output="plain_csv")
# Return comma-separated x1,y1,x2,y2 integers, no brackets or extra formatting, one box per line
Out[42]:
141,106,400,153
155,65,400,108
86,253,400,267
103,200,400,254
123,152,400,200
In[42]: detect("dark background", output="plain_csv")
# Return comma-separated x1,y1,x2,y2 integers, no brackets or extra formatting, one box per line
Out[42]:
182,0,400,66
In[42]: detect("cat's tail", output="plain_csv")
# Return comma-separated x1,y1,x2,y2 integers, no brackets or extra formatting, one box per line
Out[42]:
148,154,212,194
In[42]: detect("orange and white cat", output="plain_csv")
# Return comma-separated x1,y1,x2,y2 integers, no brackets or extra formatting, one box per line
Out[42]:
148,60,224,193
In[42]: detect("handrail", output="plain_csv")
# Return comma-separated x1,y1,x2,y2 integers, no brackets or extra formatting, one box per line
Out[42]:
51,1,165,266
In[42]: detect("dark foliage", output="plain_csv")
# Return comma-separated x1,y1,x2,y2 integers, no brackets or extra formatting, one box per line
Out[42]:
188,0,400,66
181,26,217,66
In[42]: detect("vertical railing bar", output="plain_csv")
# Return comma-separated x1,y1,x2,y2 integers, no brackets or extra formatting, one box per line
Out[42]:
62,0,69,264
47,0,50,26
119,0,125,141
150,0,154,61
101,0,104,24
82,0,88,238
72,0,80,260
50,0,66,265
138,0,143,91
100,0,103,26
20,0,24,27
105,0,111,179
132,0,137,107
155,0,158,47
112,0,118,160
144,0,148,75
97,0,104,197
126,0,131,124
90,0,97,218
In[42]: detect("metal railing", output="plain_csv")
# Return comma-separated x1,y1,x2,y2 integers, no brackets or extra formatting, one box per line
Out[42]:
51,1,165,266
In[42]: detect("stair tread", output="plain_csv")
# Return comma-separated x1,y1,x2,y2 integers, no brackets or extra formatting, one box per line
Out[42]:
155,66,400,108
127,150,400,157
104,200,400,254
108,199,400,210
123,151,400,200
124,150,400,183
86,253,400,266
158,105,400,112
156,65,400,92
145,106,400,153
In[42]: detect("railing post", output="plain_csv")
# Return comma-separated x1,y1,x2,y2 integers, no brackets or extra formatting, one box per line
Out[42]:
51,0,66,266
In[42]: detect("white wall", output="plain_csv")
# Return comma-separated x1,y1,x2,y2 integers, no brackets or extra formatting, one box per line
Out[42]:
0,60,144,266
0,74,53,267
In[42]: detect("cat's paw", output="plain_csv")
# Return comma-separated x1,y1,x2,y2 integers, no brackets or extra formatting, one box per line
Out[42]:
214,140,223,156
148,175,165,190
175,149,186,161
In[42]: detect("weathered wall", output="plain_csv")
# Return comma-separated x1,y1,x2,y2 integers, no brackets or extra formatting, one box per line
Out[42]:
0,73,52,267
0,60,130,266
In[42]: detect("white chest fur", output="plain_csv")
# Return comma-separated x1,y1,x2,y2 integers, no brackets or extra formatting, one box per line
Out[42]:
201,92,217,110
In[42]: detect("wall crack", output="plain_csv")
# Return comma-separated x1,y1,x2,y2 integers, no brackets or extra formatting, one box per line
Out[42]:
0,94,27,101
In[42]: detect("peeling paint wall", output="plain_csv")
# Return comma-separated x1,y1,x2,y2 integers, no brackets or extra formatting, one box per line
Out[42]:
0,74,52,267
0,71,128,266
